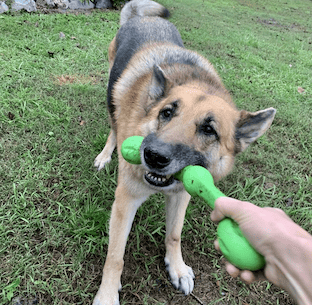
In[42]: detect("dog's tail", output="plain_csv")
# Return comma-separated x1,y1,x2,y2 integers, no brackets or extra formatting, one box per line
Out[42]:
120,0,170,26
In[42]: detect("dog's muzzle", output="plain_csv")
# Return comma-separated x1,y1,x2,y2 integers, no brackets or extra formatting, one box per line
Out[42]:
144,146,171,169
142,146,174,187
140,133,207,188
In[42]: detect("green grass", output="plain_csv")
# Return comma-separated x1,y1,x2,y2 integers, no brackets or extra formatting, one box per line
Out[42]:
0,0,311,304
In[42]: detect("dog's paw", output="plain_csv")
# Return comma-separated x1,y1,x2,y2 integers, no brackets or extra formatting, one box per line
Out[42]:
92,291,119,305
92,281,122,305
92,297,119,305
164,257,195,295
94,152,112,171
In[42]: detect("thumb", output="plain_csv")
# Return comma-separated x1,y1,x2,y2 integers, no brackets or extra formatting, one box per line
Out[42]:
210,197,247,223
210,207,225,223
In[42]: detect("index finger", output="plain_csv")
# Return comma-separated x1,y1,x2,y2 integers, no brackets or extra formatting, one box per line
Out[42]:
210,197,259,223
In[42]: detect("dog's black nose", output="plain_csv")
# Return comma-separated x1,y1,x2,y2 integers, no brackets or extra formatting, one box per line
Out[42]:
144,147,171,169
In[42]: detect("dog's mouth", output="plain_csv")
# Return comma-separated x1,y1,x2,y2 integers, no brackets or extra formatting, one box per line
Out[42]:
144,171,176,187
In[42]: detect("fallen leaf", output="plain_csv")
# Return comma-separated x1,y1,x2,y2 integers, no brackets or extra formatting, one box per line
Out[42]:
48,51,54,58
59,32,65,39
79,120,86,126
285,197,293,206
7,112,15,120
297,87,305,94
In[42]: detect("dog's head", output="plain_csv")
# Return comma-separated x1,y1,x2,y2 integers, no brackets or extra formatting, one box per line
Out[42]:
138,66,276,191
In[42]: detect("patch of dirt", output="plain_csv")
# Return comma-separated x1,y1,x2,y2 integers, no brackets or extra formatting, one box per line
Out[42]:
117,237,294,305
257,18,309,32
53,73,103,86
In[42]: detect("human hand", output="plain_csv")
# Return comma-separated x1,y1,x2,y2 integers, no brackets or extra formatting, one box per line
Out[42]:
210,197,303,288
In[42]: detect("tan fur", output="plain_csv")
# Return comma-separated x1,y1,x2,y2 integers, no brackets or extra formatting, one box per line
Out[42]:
108,37,116,75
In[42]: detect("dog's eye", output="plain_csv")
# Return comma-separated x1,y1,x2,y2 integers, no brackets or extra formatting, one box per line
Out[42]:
199,122,218,139
160,108,175,120
159,101,179,122
202,124,214,134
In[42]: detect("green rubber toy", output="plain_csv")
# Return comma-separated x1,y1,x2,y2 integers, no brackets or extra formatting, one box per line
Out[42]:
121,136,266,271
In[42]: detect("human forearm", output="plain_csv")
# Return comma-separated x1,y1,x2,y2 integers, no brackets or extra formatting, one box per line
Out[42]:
269,226,312,304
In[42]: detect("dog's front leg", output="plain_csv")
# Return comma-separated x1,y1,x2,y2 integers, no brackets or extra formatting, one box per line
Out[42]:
94,129,117,171
93,184,147,305
164,190,195,295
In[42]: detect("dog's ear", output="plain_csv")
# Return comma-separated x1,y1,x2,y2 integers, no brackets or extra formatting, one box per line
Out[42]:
235,107,276,153
148,65,172,101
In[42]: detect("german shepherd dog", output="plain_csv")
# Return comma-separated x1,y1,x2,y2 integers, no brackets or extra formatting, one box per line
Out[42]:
93,0,276,304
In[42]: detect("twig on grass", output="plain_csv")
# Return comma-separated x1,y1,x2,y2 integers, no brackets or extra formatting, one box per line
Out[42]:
191,292,205,305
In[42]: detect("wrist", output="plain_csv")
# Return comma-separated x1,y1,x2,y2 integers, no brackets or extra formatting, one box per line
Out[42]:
269,224,312,304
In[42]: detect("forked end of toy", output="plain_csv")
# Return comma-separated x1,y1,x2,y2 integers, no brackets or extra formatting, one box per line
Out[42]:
121,136,144,164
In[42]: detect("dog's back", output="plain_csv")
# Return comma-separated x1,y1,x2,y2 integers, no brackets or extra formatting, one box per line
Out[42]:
107,0,184,123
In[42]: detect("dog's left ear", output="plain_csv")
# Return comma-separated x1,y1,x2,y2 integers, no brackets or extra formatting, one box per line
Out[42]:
148,65,172,101
235,107,276,153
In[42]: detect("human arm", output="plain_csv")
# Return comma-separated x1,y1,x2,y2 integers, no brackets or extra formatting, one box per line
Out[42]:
211,197,312,305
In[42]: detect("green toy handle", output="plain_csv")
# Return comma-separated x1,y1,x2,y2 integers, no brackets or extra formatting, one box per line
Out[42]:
121,136,266,271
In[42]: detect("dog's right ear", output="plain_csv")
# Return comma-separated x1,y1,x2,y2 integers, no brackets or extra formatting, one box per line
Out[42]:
148,65,172,101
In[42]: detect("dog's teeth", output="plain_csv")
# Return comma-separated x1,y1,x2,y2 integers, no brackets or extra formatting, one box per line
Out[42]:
145,171,170,184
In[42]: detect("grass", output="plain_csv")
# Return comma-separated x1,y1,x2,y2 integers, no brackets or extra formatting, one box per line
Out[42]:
0,0,311,304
